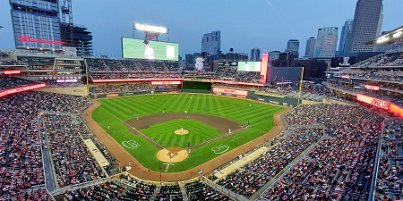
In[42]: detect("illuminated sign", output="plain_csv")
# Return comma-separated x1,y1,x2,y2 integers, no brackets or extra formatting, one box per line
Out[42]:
3,70,21,75
213,87,248,98
106,94,119,98
92,78,182,83
18,36,65,45
364,85,380,91
134,23,167,34
341,75,350,79
357,94,391,110
56,79,78,83
0,83,46,98
356,94,402,118
151,81,181,85
371,99,391,110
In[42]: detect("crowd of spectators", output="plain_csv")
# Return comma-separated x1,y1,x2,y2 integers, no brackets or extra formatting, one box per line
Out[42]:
353,52,403,68
376,119,403,200
13,188,52,201
154,184,183,201
90,72,181,80
336,68,403,83
64,177,234,201
186,181,230,201
90,83,153,95
86,58,180,73
42,114,106,187
0,76,38,91
43,80,84,88
325,82,403,108
64,177,156,201
217,126,323,197
0,91,88,200
214,66,261,83
262,104,383,200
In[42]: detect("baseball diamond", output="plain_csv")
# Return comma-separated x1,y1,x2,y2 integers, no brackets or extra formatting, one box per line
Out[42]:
90,93,286,173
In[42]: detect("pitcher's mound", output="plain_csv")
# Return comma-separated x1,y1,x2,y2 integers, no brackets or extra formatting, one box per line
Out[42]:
156,147,189,163
174,128,189,135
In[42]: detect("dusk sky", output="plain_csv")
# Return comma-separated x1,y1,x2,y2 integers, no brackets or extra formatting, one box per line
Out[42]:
1,0,402,58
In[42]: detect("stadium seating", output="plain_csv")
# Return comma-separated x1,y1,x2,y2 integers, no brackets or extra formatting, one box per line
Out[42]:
263,104,383,200
186,181,230,201
64,178,156,201
86,58,180,73
336,68,403,82
376,119,403,200
217,126,323,197
90,83,153,95
0,92,89,200
214,66,261,83
353,52,403,68
0,76,38,91
43,114,106,187
155,184,183,201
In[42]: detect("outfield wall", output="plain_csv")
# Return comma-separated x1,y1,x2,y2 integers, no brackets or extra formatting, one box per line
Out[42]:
183,81,212,93
248,91,298,107
90,82,296,107
92,91,152,98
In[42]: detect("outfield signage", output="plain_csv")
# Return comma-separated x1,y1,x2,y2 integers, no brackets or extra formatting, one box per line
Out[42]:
151,81,182,85
213,87,248,98
106,94,119,98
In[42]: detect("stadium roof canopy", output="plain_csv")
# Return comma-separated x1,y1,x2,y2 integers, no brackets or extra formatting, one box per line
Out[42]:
367,26,403,45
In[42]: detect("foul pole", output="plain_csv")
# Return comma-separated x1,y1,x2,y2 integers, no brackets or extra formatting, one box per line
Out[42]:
297,67,304,105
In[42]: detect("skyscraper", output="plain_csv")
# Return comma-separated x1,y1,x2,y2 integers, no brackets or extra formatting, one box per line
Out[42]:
250,48,261,61
10,0,63,50
314,27,338,58
201,31,221,56
338,20,353,55
285,39,300,58
347,0,383,53
269,51,281,60
304,37,316,58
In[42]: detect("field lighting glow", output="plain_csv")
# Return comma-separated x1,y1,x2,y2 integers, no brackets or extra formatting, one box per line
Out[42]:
376,37,389,44
134,23,167,34
393,31,402,38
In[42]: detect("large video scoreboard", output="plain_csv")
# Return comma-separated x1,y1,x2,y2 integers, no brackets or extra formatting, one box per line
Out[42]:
122,37,179,61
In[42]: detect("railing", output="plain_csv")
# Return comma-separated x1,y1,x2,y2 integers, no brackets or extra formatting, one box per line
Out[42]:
368,119,385,201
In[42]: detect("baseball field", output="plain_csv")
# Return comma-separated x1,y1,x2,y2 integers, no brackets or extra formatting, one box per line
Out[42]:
92,93,286,172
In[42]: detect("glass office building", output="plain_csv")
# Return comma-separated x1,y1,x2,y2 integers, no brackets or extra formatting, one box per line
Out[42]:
10,0,62,50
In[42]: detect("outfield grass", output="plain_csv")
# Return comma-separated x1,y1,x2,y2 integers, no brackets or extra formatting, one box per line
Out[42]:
141,119,221,148
92,94,286,172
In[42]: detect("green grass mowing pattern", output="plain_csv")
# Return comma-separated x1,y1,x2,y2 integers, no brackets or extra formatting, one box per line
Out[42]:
141,119,221,148
93,94,287,172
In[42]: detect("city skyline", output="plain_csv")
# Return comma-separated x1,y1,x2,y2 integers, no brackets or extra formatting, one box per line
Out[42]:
0,0,402,58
